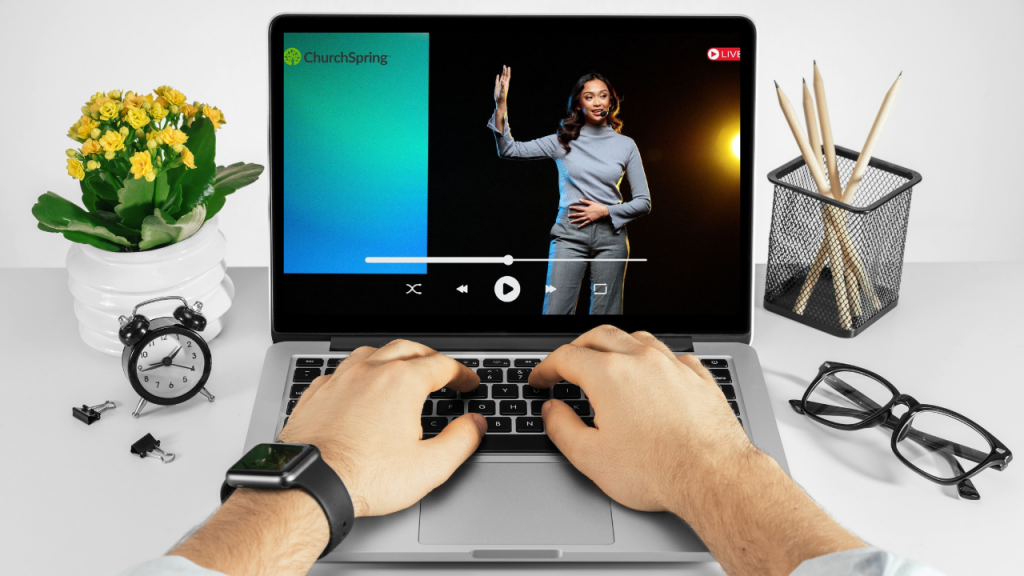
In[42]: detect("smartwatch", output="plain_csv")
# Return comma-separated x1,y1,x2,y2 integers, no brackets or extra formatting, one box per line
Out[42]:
221,443,355,558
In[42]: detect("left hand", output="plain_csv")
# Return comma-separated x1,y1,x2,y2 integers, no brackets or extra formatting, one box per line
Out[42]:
569,199,610,228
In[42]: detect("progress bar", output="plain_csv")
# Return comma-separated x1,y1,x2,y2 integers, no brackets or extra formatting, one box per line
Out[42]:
365,255,646,265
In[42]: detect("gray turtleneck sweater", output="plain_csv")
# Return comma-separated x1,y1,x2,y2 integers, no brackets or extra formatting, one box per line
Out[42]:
486,110,651,231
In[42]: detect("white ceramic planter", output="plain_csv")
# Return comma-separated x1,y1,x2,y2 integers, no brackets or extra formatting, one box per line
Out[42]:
66,215,234,356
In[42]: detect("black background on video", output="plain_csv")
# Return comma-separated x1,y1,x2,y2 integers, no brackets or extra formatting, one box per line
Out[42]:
274,16,753,336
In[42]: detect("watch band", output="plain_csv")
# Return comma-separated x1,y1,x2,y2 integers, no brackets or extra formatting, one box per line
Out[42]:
221,446,355,558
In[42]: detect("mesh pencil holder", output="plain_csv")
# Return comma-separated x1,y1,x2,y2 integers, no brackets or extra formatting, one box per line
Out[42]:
763,145,922,338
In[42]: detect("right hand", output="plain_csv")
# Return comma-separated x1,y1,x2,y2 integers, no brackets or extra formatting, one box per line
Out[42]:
528,326,756,514
493,64,510,108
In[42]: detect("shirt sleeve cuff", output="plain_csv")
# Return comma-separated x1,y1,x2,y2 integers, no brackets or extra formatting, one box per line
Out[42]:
790,547,946,576
113,555,229,576
486,109,510,136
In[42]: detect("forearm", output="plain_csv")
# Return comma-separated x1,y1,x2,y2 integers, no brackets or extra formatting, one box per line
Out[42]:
169,488,329,576
671,446,866,576
495,104,506,133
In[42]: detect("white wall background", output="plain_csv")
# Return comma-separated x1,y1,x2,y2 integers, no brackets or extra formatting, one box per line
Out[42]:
2,0,1021,268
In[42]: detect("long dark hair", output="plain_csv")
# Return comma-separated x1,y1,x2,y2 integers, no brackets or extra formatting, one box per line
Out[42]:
556,72,624,154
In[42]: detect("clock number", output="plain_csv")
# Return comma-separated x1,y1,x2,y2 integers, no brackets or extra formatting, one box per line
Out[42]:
142,351,148,358
138,364,143,371
187,341,192,348
192,353,197,359
191,365,196,371
169,383,174,389
144,376,149,382
155,381,160,388
150,341,156,347
161,335,167,341
183,376,188,383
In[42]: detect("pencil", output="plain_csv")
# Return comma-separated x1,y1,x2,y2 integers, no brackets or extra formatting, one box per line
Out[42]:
841,72,902,204
802,78,828,185
775,81,834,199
813,61,843,200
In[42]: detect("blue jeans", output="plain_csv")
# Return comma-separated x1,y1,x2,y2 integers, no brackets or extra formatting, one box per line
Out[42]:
542,209,629,315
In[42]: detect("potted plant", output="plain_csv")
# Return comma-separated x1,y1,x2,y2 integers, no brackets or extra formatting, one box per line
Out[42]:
33,87,263,355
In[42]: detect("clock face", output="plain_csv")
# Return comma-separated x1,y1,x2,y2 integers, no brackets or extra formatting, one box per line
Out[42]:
132,329,209,399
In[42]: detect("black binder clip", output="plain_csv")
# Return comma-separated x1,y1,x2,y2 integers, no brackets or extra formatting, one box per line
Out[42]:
73,401,116,425
130,433,176,463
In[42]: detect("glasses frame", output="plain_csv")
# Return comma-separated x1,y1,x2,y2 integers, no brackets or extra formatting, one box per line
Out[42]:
790,361,1012,501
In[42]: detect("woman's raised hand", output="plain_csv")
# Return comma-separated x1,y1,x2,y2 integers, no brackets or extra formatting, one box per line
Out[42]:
493,65,511,109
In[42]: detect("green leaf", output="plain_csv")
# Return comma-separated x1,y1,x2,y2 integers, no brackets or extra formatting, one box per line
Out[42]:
154,171,171,206
81,179,99,212
138,205,207,250
203,193,227,221
86,172,118,202
60,230,125,252
32,192,134,248
162,183,182,216
113,175,155,230
213,162,264,196
177,117,217,215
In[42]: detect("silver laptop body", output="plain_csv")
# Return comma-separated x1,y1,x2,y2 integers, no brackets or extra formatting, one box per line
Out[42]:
245,13,786,562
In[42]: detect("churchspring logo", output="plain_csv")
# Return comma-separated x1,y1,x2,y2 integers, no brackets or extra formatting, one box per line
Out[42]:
284,47,389,66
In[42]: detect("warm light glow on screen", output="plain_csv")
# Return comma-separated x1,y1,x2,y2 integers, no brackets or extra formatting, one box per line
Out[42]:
732,133,741,159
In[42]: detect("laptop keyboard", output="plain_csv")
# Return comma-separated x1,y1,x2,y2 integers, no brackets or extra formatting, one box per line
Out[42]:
279,354,743,452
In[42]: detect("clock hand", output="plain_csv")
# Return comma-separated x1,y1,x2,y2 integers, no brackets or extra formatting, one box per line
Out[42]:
171,364,194,370
168,346,182,361
140,364,165,372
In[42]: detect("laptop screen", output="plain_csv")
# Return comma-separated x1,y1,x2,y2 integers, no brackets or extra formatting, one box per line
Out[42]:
270,15,755,338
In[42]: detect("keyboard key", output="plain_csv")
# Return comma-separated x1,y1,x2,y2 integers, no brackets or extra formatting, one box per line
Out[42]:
483,358,510,367
422,400,432,415
477,368,503,383
429,387,457,398
325,367,336,375
485,417,512,433
516,417,545,433
728,401,740,415
458,358,480,368
460,384,488,399
327,358,344,367
499,400,527,415
582,417,595,428
293,368,321,382
507,368,531,382
709,369,732,384
554,384,581,399
286,399,298,414
422,417,448,433
719,384,736,400
566,400,590,416
437,400,465,416
491,384,518,399
468,400,496,415
296,358,324,367
523,385,550,399
515,358,542,367
531,400,546,415
282,416,289,429
290,384,309,398
478,435,557,452
701,358,729,369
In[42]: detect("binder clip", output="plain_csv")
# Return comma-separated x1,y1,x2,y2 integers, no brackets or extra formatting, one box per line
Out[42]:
73,400,116,425
131,433,176,463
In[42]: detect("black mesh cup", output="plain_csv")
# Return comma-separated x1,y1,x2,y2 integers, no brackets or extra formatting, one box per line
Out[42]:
764,145,922,338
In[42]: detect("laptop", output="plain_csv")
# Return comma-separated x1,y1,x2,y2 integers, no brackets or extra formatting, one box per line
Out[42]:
245,13,787,562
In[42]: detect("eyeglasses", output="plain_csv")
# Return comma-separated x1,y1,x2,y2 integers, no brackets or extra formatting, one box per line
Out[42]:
789,361,1012,500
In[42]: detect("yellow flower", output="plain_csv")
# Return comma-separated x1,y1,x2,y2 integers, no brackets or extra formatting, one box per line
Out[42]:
129,150,154,180
150,102,169,122
154,85,173,98
66,158,85,181
146,129,159,141
145,169,156,182
76,117,100,141
158,126,188,146
107,89,123,100
126,108,150,130
180,145,196,169
86,160,100,171
202,104,225,130
89,91,106,104
98,100,122,121
99,130,126,153
88,96,113,114
80,138,102,156
180,103,197,119
162,88,186,106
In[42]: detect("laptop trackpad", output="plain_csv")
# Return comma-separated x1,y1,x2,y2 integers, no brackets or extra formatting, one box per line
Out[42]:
419,462,613,545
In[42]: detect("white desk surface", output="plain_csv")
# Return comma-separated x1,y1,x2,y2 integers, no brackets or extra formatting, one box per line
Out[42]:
2,264,1020,575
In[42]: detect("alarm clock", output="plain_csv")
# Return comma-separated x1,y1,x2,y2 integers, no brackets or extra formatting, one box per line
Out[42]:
118,296,215,418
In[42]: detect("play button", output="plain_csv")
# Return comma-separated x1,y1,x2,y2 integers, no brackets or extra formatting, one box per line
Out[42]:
494,276,520,303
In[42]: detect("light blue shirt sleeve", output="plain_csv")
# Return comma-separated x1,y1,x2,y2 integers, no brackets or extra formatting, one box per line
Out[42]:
113,555,226,576
792,547,946,576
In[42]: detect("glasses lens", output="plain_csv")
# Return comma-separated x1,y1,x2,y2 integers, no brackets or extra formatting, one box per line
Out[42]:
895,409,992,481
805,369,894,425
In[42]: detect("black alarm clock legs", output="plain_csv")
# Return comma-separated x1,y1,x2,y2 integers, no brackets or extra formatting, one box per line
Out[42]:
199,388,216,402
132,398,148,419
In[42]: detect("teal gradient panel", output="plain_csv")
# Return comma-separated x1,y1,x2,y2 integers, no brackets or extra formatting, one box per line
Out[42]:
283,32,428,274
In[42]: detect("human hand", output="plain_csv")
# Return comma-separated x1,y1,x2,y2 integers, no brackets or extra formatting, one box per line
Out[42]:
528,325,755,514
278,340,488,518
493,64,510,109
569,199,610,228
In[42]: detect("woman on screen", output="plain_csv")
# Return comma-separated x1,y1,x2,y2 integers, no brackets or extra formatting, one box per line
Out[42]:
486,66,651,315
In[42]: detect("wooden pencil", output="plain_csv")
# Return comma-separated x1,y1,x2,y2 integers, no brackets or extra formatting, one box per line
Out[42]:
841,72,903,204
813,61,844,199
802,78,828,182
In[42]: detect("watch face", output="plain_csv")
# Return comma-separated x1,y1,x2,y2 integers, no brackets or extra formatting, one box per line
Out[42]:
232,444,308,471
132,329,209,399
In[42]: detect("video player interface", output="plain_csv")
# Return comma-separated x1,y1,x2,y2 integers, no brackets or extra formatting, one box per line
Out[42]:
280,28,746,322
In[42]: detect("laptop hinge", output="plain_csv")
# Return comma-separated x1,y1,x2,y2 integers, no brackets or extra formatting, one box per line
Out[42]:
329,335,695,353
